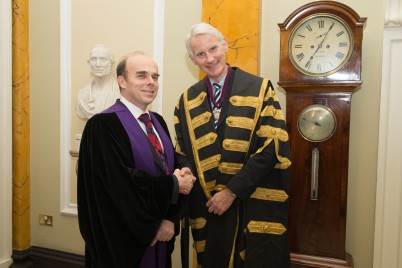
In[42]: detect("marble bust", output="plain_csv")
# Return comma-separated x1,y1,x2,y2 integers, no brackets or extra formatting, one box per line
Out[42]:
76,44,120,119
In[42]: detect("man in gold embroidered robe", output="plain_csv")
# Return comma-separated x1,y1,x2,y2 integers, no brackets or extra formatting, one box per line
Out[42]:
174,22,292,268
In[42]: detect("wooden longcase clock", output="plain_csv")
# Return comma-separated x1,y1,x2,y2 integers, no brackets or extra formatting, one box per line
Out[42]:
277,1,366,268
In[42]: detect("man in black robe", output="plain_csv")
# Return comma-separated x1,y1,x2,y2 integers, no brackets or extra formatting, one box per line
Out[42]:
175,23,291,267
77,52,195,268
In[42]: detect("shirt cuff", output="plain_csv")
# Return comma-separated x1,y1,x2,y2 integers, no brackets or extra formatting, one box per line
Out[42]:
226,187,237,197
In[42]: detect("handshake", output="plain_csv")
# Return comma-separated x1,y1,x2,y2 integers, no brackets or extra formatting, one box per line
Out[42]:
174,167,196,195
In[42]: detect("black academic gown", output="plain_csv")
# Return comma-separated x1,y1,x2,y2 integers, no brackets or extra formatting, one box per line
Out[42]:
77,100,182,268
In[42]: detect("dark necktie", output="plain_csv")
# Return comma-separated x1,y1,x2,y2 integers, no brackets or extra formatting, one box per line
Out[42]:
138,113,169,174
213,83,222,104
212,83,222,128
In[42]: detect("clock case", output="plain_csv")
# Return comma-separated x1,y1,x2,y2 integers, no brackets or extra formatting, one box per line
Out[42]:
277,1,366,268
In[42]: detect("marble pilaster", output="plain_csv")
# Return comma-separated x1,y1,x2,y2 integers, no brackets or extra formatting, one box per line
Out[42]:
12,0,31,254
202,0,260,76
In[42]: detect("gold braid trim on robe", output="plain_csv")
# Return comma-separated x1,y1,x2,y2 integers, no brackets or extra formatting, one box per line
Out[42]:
182,90,215,199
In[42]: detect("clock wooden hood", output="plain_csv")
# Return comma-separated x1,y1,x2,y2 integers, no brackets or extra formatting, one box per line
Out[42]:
278,1,367,89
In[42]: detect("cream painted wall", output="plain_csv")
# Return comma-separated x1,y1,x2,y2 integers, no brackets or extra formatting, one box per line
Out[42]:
29,0,384,267
30,0,85,254
0,0,12,267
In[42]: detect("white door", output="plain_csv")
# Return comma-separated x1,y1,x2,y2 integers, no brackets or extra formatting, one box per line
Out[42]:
373,26,402,268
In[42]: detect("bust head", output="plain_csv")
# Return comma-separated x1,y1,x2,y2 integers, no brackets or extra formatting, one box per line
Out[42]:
76,44,120,120
87,44,114,78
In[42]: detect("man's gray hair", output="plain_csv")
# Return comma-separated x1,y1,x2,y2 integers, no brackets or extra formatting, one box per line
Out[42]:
185,22,225,59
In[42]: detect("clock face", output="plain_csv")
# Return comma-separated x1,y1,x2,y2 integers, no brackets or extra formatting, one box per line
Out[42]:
297,104,337,142
289,14,354,77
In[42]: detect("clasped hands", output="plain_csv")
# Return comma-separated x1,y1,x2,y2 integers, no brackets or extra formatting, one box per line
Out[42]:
174,167,196,195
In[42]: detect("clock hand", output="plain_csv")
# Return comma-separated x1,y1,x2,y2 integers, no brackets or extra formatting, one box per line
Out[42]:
308,22,335,64
319,22,335,46
302,118,321,127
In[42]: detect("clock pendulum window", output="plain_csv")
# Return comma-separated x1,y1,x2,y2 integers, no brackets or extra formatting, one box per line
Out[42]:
277,1,367,268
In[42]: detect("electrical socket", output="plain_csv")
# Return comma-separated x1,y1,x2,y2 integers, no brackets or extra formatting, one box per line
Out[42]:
39,214,53,226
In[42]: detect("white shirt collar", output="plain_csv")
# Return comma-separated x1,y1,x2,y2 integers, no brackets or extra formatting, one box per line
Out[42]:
120,96,149,119
210,74,226,88
120,96,163,146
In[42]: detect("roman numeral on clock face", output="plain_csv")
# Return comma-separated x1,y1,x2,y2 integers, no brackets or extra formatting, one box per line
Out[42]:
289,14,353,76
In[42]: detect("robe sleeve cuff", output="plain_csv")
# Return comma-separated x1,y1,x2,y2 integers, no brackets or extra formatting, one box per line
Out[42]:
170,175,179,204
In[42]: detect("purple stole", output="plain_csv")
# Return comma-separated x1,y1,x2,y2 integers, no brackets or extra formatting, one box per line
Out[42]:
102,100,173,268
102,100,174,176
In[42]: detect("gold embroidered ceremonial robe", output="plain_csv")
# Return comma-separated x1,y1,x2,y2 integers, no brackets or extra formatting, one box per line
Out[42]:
174,67,291,268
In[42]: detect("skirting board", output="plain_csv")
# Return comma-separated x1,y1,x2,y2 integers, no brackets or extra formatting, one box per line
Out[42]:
30,246,84,268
